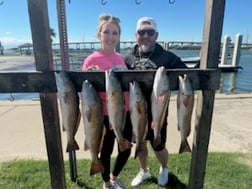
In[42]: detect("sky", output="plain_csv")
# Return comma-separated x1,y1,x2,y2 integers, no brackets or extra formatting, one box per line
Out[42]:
0,0,251,49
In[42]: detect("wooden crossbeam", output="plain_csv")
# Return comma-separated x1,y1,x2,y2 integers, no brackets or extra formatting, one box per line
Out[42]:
0,69,220,93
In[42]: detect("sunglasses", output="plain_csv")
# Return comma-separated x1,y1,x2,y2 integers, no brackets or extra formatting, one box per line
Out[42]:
137,29,156,37
100,14,120,23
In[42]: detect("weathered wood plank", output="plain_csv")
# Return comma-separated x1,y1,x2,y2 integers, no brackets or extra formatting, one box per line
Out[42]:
189,1,226,189
27,0,67,189
0,69,221,93
39,93,67,187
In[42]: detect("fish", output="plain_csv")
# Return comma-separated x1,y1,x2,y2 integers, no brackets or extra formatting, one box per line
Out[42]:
54,71,80,152
81,80,104,175
177,74,194,153
105,70,131,152
129,81,148,159
151,66,171,147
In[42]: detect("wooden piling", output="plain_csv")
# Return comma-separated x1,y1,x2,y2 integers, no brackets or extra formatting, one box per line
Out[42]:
189,0,225,189
220,35,231,65
232,33,243,67
27,0,67,188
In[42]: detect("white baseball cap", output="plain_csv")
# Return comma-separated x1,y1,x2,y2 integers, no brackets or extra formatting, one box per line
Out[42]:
136,17,157,31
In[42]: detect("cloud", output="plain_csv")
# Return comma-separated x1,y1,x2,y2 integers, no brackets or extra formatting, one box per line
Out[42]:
0,36,32,49
4,32,13,35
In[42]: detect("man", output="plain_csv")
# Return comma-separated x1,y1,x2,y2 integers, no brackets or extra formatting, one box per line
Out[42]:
125,17,187,187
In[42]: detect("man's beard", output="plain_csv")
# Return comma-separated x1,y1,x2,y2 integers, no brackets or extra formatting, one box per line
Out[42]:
139,44,154,53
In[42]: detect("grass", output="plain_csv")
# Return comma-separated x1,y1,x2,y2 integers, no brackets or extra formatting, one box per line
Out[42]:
0,152,252,189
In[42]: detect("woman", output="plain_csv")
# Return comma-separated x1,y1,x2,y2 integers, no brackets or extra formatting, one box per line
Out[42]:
82,14,132,189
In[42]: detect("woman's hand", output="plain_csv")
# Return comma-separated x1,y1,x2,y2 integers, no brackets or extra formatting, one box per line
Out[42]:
86,65,101,71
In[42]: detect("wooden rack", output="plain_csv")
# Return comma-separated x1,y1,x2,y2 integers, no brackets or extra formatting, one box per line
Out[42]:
0,0,225,188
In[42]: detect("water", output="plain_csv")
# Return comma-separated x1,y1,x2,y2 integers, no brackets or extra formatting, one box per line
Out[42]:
0,49,251,100
172,49,252,93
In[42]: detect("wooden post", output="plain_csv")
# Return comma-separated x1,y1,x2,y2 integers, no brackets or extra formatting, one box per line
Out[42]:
27,0,67,188
189,1,225,189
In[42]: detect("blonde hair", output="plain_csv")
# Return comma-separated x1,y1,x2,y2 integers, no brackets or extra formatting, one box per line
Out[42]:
98,14,121,34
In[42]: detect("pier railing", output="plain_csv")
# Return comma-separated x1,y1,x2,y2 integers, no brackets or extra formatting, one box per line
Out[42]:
50,40,252,52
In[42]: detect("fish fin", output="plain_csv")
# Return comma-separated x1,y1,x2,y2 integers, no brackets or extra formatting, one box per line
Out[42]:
151,122,155,129
74,108,81,134
179,139,191,154
62,123,66,131
183,96,189,107
90,160,104,175
85,106,92,122
98,127,106,153
106,92,114,101
158,95,165,103
73,139,79,151
66,139,79,152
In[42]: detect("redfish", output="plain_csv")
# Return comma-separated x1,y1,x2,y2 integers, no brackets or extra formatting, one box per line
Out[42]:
54,71,80,152
105,70,131,152
81,80,104,175
151,66,171,147
129,81,148,158
177,74,194,153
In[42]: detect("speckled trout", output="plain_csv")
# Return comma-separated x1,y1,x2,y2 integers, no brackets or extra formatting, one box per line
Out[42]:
105,70,131,152
54,71,80,152
151,66,171,147
177,74,194,153
81,80,104,175
129,81,148,159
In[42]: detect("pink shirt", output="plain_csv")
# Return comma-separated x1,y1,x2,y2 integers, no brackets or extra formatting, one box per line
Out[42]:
82,51,129,115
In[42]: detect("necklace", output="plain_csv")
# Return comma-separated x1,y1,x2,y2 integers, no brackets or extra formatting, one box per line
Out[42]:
138,46,155,60
135,46,157,69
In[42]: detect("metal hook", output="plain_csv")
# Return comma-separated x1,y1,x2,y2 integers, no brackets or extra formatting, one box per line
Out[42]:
135,0,141,5
169,0,175,4
101,0,107,5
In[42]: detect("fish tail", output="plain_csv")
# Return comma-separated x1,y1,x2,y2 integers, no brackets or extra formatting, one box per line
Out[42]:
66,139,79,152
179,139,191,154
62,123,66,131
90,160,104,175
73,139,79,150
118,139,132,152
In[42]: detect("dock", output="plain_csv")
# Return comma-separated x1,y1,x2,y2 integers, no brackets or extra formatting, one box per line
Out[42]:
182,57,243,72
